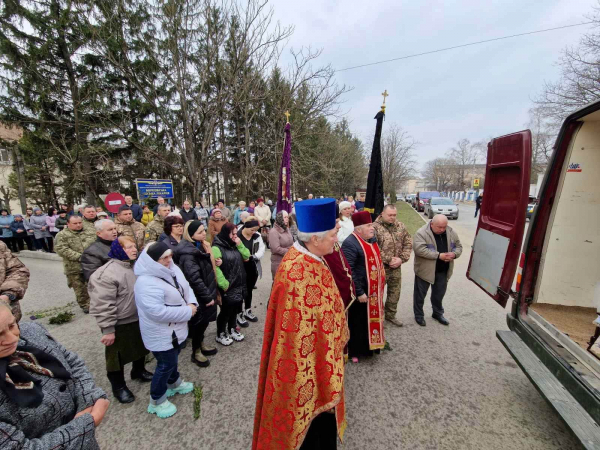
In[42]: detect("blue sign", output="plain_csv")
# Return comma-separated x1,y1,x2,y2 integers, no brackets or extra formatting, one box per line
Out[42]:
135,179,174,199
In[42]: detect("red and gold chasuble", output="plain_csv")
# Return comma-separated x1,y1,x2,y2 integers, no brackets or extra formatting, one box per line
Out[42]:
253,245,349,450
352,232,386,350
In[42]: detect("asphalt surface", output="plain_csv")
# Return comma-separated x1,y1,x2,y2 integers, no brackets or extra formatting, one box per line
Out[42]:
18,205,581,449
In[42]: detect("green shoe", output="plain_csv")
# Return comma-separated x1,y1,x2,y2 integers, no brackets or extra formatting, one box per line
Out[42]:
166,380,194,397
147,399,177,418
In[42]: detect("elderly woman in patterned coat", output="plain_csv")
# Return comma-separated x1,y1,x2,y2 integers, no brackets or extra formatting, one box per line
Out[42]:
0,304,109,449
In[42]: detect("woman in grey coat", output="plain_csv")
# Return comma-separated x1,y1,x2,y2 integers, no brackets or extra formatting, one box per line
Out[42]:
28,207,53,252
0,304,109,449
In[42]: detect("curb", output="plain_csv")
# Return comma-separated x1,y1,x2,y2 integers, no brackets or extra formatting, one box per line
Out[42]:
16,250,62,262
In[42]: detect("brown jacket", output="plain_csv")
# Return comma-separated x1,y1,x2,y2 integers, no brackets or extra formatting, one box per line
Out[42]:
208,217,227,242
88,259,139,335
413,222,463,284
114,217,145,250
373,216,413,267
0,241,30,322
269,224,294,277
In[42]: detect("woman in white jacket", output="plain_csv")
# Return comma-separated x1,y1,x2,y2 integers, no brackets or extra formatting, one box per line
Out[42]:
337,201,355,244
134,241,199,419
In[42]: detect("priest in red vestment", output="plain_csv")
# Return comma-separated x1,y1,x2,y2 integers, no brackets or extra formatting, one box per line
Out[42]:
341,211,386,362
253,198,349,450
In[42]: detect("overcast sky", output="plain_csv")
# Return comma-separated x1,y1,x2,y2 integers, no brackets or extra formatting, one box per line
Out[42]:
271,0,597,171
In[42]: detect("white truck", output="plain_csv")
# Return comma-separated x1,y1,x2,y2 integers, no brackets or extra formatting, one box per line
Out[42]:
467,101,600,449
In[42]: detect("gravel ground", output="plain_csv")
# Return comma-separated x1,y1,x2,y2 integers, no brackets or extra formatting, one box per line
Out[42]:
18,210,581,449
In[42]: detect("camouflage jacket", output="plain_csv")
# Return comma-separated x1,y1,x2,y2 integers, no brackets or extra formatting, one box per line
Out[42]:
0,241,30,322
82,217,98,233
54,228,96,275
114,217,145,250
145,215,165,244
373,216,413,266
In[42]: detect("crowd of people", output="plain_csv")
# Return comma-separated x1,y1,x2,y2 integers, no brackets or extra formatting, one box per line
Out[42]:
0,190,463,449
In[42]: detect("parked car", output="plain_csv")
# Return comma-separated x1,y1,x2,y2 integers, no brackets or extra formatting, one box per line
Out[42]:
412,191,440,212
526,198,537,220
425,197,459,220
467,102,600,447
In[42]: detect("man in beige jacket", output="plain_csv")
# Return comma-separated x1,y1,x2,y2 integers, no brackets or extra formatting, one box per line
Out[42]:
413,214,462,326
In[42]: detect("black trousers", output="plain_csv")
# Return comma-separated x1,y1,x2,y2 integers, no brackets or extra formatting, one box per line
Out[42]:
190,320,209,351
0,237,17,252
217,302,238,334
106,357,146,390
14,234,32,251
413,272,448,319
474,205,480,217
244,265,259,311
35,237,53,252
300,412,337,450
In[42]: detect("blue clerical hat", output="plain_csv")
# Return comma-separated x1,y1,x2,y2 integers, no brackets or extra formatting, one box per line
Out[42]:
295,198,337,233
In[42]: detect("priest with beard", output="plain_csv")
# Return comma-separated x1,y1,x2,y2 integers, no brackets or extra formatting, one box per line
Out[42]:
341,211,386,362
253,198,349,450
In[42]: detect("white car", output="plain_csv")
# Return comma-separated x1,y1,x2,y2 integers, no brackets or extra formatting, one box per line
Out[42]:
425,197,459,220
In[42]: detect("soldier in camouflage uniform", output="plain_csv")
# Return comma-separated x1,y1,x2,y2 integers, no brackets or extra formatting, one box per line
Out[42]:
0,240,30,322
54,215,97,312
144,203,170,244
114,205,145,250
81,205,99,233
373,204,413,327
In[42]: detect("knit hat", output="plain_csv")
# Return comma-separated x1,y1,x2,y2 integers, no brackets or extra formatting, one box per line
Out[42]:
147,241,171,262
108,239,130,261
187,220,203,239
339,201,351,211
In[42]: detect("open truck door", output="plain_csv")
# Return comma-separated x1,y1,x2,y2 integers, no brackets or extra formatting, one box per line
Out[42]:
467,112,600,449
467,130,531,308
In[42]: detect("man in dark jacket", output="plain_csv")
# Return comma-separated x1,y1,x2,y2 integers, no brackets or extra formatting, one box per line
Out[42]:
81,219,118,281
341,211,386,361
125,196,143,222
180,200,198,223
475,193,483,218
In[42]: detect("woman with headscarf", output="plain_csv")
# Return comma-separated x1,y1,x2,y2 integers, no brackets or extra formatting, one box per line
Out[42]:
268,211,293,279
29,207,53,253
46,206,59,238
212,222,250,345
0,304,109,449
337,201,355,244
162,215,185,249
0,209,15,252
208,208,227,243
88,236,153,404
173,221,219,367
134,241,198,419
235,216,265,327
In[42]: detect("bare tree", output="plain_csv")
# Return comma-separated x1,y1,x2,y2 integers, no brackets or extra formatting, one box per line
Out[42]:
446,138,484,191
534,4,600,125
422,158,455,192
380,124,417,200
525,106,555,182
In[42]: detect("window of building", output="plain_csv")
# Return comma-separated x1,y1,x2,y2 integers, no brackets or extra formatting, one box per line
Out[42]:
0,148,11,164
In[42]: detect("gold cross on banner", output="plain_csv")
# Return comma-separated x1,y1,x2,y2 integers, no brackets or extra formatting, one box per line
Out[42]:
381,90,389,105
284,111,291,123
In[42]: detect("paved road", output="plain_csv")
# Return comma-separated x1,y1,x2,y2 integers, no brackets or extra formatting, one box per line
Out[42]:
18,208,580,449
